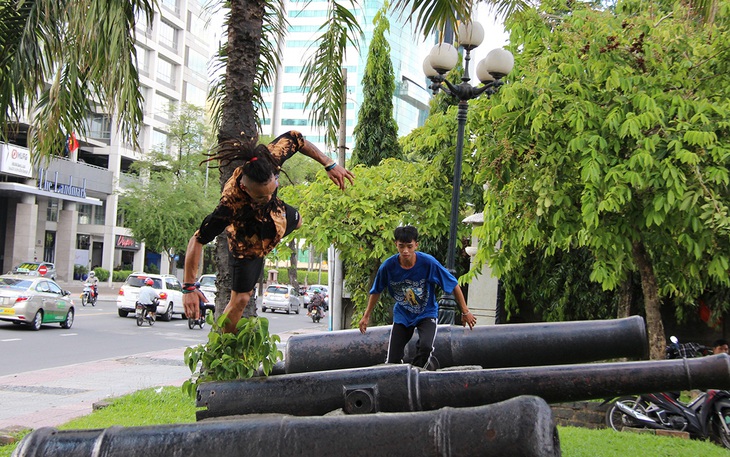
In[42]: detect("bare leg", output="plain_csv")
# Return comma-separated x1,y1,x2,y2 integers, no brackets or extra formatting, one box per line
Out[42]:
222,290,253,333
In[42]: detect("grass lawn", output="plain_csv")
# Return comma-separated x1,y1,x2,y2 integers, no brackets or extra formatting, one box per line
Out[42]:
1,387,729,456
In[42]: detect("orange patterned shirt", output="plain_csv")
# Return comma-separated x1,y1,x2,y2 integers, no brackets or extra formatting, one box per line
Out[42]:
195,131,304,258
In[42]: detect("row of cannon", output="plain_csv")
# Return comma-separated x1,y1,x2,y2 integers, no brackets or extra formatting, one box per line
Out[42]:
14,316,730,456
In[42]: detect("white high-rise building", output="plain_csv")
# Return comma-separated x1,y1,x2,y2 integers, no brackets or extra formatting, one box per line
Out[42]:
0,0,215,281
262,0,432,158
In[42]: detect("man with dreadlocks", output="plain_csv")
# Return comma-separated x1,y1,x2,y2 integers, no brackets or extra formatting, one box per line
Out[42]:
182,131,354,333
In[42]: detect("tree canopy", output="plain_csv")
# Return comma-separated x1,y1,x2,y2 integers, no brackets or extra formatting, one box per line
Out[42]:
350,4,402,167
471,0,730,358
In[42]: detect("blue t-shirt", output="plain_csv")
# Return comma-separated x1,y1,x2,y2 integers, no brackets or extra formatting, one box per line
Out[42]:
369,252,458,327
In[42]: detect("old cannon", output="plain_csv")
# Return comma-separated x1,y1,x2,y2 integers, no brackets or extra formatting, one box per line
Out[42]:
197,353,730,419
281,316,648,374
13,396,560,457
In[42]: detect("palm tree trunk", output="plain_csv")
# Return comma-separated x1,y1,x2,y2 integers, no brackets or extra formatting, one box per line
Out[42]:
215,0,267,318
632,240,666,360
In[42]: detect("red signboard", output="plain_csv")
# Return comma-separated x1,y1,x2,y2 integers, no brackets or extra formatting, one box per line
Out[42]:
38,265,48,276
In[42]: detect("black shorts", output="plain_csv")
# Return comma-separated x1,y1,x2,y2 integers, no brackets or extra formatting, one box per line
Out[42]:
229,255,265,293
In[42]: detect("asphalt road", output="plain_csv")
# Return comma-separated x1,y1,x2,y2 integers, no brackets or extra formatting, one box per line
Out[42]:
0,295,327,377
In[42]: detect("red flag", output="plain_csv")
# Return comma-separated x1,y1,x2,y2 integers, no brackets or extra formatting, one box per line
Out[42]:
68,132,79,154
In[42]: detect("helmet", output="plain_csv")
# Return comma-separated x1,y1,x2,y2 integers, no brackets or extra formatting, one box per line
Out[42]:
313,288,321,294
88,271,95,277
144,278,154,286
194,282,201,288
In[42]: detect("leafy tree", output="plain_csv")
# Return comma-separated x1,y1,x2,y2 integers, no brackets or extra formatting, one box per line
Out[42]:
119,105,219,272
471,0,730,359
279,159,452,326
350,5,402,167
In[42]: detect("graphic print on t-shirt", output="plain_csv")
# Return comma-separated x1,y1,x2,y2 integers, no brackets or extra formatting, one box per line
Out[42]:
393,278,427,314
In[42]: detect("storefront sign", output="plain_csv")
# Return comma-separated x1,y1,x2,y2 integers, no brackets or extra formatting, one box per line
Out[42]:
0,143,33,177
37,168,87,198
116,235,141,250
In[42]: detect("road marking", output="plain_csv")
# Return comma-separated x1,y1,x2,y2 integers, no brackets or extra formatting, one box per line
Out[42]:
60,333,78,337
1,338,22,342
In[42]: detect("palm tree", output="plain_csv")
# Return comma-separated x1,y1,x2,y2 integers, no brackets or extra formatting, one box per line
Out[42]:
0,0,153,157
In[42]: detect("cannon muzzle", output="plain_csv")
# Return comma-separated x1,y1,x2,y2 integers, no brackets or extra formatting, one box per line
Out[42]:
198,353,730,418
282,316,648,374
13,396,560,457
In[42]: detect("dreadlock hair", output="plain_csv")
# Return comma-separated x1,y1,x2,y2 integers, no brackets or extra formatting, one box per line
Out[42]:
202,137,281,184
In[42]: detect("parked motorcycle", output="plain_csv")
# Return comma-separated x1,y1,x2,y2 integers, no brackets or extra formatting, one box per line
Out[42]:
81,284,97,307
605,336,730,448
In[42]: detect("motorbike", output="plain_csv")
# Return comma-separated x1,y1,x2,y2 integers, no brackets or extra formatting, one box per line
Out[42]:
189,303,215,329
605,336,730,449
135,298,158,327
310,305,324,323
81,284,97,307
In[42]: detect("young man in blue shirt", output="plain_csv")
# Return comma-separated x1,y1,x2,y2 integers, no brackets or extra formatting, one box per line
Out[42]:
358,225,476,369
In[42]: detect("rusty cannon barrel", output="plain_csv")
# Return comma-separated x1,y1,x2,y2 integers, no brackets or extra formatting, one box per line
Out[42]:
13,396,560,457
282,316,648,374
198,353,730,419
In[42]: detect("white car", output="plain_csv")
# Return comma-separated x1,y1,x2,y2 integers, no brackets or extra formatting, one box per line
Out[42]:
116,273,184,321
261,284,300,314
198,274,216,304
302,284,329,308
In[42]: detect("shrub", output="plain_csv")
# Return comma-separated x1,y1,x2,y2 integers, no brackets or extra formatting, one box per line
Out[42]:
113,270,133,282
93,268,110,282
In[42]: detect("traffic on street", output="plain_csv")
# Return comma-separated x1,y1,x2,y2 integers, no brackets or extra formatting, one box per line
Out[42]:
0,290,327,377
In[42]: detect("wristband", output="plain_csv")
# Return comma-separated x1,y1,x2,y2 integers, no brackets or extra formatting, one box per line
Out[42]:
182,283,196,294
324,162,337,172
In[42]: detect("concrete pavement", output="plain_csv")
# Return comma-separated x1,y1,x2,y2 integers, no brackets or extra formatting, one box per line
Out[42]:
0,278,320,433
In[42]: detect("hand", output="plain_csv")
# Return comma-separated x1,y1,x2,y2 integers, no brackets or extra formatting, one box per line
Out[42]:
327,164,355,190
358,315,369,334
461,311,476,330
183,294,199,320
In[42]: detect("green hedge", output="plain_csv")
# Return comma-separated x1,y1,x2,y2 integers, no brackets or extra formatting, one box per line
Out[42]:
113,270,133,282
93,268,110,282
269,267,328,286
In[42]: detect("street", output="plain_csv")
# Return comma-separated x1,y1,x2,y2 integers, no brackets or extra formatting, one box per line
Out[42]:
0,295,328,377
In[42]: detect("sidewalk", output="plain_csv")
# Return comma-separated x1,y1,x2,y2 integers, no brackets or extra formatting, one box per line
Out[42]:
0,328,316,433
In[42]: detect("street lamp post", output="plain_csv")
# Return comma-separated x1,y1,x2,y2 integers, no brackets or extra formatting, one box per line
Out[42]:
423,21,514,324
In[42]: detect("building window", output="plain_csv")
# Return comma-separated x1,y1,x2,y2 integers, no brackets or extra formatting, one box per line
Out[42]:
44,231,56,263
186,47,208,75
282,118,309,126
158,21,178,51
156,58,176,87
78,204,92,225
94,203,106,225
46,199,59,222
188,12,207,37
184,82,207,107
135,45,149,75
151,129,170,152
154,93,175,119
86,113,112,141
77,234,91,250
288,10,328,18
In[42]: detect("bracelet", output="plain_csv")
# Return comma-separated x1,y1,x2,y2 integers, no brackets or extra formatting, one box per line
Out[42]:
324,162,337,171
182,283,196,294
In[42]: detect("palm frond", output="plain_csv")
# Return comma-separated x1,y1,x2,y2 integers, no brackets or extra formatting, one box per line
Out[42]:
300,0,363,149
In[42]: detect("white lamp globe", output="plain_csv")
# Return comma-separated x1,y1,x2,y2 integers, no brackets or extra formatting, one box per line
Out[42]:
422,56,439,78
457,21,484,49
428,43,458,73
482,48,514,79
476,58,496,83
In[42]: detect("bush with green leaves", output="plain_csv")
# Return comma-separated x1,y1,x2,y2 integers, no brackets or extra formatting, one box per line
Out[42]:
92,267,110,282
182,314,281,398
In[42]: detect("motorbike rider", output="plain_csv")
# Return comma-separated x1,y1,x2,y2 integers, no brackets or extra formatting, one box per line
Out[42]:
137,278,160,321
193,282,210,322
84,271,98,299
307,288,325,317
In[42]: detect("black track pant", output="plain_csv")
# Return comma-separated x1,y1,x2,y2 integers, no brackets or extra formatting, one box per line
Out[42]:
385,318,437,368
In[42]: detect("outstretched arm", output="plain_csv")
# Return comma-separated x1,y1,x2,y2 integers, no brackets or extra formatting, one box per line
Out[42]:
300,139,354,190
358,292,381,334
